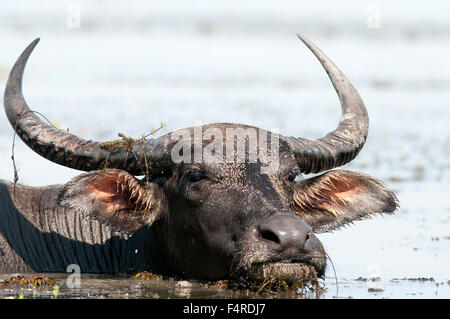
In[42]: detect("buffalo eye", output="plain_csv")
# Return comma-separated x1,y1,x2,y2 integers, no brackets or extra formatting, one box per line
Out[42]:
186,170,207,183
288,170,303,184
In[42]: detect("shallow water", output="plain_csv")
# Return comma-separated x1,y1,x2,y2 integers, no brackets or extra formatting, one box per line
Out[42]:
0,0,449,299
0,273,447,299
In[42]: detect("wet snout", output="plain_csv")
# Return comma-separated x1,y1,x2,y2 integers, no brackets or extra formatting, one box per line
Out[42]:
257,214,324,258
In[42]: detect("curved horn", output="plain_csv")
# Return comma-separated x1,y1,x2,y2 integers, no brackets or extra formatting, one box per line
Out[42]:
285,34,369,174
4,38,170,175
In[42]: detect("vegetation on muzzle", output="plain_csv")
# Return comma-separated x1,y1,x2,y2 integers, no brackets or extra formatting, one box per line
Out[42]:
228,263,322,295
134,268,323,296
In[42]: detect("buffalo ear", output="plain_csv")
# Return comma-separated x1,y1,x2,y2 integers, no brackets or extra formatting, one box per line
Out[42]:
58,169,162,233
292,170,399,233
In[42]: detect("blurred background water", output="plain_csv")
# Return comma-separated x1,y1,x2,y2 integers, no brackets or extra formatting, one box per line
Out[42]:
0,0,449,298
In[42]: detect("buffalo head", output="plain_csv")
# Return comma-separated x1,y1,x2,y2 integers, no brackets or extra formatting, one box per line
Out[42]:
3,35,398,289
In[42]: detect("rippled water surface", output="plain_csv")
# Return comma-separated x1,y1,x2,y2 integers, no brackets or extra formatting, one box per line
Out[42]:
0,273,447,299
0,0,449,299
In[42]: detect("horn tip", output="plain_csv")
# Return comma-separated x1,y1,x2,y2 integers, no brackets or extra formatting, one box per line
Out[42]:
296,33,308,43
23,38,40,54
30,37,41,48
296,33,317,53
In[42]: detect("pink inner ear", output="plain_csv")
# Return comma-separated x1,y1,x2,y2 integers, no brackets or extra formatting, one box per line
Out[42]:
294,171,366,217
334,188,359,201
329,178,360,198
293,170,398,232
317,176,361,207
87,173,136,212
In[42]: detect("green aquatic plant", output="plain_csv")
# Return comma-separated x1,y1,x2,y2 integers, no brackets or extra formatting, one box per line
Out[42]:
134,271,164,280
0,275,58,288
98,122,166,153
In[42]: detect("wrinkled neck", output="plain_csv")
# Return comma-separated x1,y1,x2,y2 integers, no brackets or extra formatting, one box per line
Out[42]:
0,182,162,274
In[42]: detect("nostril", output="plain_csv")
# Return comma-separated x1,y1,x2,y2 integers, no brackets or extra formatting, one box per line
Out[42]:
258,229,280,244
306,231,311,241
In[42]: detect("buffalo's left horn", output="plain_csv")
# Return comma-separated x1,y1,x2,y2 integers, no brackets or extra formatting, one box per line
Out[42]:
4,38,171,175
286,34,369,174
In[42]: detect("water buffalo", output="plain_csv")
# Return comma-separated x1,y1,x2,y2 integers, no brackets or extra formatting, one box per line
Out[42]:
0,35,398,287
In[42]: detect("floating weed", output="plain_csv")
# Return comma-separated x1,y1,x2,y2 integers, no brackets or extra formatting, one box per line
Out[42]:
52,285,60,299
355,276,381,282
390,277,435,283
368,287,384,293
133,271,163,281
203,280,228,290
0,275,57,288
